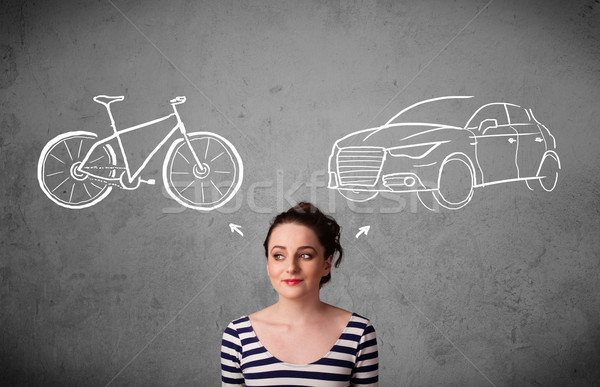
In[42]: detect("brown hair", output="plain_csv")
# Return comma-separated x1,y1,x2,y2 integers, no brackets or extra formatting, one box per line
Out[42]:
263,202,343,287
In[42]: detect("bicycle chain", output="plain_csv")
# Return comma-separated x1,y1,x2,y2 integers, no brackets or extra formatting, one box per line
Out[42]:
80,166,125,188
86,175,122,188
82,166,126,170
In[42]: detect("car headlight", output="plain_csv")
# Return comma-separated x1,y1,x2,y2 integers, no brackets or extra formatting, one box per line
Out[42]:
387,141,446,159
328,144,340,171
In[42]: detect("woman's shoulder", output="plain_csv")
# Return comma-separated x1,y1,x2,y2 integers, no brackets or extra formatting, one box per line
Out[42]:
347,313,377,342
348,311,373,324
229,315,249,324
322,304,353,326
248,304,276,324
324,304,376,322
224,315,251,334
333,307,375,332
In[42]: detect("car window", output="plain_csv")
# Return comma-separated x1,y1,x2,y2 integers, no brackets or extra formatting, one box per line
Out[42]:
506,105,530,125
465,104,509,130
481,124,515,136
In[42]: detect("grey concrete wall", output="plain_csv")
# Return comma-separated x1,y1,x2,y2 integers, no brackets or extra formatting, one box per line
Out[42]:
1,0,599,385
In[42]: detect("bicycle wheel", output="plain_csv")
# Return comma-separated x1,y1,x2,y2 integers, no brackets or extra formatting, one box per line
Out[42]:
38,131,117,209
163,132,243,211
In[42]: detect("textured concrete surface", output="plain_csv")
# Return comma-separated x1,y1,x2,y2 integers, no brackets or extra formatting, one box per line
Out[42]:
1,0,600,385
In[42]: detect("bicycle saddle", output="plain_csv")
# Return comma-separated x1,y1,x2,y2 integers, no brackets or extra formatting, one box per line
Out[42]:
93,95,125,105
170,96,187,104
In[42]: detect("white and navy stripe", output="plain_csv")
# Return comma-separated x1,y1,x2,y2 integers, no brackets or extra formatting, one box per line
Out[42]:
221,313,378,386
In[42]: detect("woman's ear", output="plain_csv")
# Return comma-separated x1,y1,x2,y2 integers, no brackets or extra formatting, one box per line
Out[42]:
323,255,333,275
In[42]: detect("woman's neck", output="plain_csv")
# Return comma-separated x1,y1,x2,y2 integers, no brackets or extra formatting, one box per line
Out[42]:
272,296,328,325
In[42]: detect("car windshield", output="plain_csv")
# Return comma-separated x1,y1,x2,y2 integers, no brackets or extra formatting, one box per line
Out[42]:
386,96,479,128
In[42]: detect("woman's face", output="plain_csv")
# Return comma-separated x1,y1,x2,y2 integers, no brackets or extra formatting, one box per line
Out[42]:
266,223,332,300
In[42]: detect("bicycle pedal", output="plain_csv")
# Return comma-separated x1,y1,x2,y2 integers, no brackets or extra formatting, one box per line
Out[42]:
141,179,156,185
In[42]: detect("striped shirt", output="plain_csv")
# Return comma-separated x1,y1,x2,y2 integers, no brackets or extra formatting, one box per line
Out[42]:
221,313,378,386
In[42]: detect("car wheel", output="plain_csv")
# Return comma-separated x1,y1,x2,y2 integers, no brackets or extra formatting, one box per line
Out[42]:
536,152,560,192
338,189,379,203
432,155,474,210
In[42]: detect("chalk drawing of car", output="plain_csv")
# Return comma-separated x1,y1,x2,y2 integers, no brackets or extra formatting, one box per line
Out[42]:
327,96,561,210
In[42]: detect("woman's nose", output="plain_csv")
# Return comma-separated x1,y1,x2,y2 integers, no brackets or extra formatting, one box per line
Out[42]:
286,258,299,273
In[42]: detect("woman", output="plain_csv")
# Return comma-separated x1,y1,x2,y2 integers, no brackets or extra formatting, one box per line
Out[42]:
221,202,378,386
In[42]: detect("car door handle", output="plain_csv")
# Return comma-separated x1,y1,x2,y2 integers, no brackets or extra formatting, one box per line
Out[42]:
508,138,516,144
535,137,544,142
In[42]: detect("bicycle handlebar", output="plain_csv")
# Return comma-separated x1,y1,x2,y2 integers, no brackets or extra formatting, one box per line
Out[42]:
170,96,187,104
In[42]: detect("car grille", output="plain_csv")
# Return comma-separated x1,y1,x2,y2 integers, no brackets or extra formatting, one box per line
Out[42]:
336,147,385,186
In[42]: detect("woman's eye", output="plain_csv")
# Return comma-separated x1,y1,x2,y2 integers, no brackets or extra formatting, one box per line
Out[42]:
273,254,284,261
300,253,312,259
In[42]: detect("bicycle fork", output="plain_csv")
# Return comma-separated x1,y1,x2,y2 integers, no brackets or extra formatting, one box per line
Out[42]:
171,97,207,177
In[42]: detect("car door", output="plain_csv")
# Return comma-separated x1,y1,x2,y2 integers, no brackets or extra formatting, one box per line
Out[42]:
470,104,519,185
506,104,547,179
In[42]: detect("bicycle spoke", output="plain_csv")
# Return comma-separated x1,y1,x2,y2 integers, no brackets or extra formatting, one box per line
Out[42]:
83,183,92,198
52,177,70,192
171,171,189,175
50,153,65,164
211,180,223,197
210,151,224,162
214,170,231,174
91,182,103,190
89,155,105,164
180,180,195,193
46,170,64,177
77,139,83,158
177,150,190,165
63,140,73,161
69,183,75,203
200,182,205,203
204,138,210,160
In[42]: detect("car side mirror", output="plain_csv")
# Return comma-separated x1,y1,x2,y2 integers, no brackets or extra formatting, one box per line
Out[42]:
479,118,498,132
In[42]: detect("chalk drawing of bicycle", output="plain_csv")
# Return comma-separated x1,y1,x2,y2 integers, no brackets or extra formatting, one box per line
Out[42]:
38,95,243,211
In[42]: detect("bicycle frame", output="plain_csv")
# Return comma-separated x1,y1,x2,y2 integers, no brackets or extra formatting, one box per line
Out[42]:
78,100,204,187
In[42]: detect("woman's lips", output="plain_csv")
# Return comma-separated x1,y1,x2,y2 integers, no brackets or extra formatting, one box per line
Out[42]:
284,279,303,286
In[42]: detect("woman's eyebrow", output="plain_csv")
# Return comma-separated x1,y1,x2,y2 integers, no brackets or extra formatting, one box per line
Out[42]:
270,245,287,252
297,246,317,252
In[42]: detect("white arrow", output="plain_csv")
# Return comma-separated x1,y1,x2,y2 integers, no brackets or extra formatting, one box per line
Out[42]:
229,223,244,237
355,225,370,239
